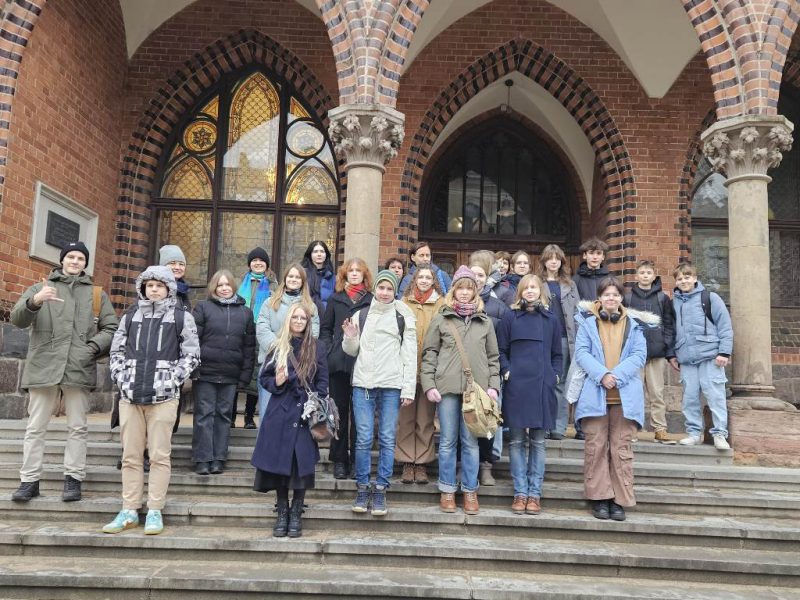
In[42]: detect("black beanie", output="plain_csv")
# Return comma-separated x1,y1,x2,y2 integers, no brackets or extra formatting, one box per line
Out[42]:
247,246,270,268
59,241,90,264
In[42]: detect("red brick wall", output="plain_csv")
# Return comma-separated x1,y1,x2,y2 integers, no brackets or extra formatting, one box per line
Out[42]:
0,0,126,318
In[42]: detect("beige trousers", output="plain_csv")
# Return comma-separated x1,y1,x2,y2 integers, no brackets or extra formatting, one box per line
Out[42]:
641,357,667,432
394,385,437,464
21,385,89,482
119,399,177,510
582,404,638,507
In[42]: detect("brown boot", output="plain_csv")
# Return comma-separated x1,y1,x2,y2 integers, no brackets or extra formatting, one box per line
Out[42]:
526,496,541,515
401,463,415,484
414,464,428,484
511,495,527,514
463,491,479,515
479,461,495,486
439,492,456,513
655,430,677,445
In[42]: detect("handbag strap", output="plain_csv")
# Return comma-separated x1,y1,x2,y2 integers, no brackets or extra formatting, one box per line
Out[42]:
287,351,312,393
445,319,475,385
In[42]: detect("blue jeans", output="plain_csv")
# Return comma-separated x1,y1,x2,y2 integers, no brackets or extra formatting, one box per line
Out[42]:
508,428,547,498
553,336,571,435
352,387,401,488
257,382,271,422
681,359,728,438
438,393,480,493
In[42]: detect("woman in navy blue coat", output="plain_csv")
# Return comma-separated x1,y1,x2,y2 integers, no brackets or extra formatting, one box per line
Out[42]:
496,274,562,515
252,302,328,538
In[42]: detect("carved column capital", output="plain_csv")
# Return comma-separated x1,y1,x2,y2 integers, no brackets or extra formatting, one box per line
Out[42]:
701,115,794,184
328,104,405,173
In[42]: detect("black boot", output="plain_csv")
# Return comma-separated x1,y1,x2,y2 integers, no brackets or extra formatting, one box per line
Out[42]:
272,501,290,537
333,462,347,480
12,481,40,503
287,499,304,538
244,415,257,429
609,501,626,522
62,476,82,502
210,460,225,474
592,500,610,520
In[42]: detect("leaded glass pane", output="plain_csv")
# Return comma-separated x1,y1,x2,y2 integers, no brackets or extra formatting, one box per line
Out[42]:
217,212,275,276
285,162,337,205
446,167,463,233
223,72,281,202
290,97,310,121
769,230,800,306
692,160,728,218
201,96,219,119
183,119,217,155
281,215,337,267
692,227,730,302
161,157,213,199
287,120,325,158
156,210,212,288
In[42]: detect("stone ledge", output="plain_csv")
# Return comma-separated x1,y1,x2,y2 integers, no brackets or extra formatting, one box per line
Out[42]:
731,404,800,467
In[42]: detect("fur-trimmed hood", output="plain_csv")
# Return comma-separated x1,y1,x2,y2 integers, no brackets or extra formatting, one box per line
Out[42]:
577,300,660,328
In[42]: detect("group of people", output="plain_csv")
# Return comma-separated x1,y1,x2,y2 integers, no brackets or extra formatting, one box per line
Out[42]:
8,235,733,537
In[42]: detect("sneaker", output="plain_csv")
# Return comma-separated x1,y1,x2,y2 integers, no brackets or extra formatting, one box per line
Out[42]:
608,501,626,521
548,432,565,441
333,462,347,480
371,485,387,516
144,509,164,535
62,476,82,502
401,463,415,484
713,434,731,450
654,430,677,445
592,500,610,520
11,481,40,503
679,434,703,446
352,484,370,513
244,416,257,429
210,460,225,474
103,509,139,534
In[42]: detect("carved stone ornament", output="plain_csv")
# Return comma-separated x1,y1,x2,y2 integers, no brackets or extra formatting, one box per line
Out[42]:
328,104,405,171
701,115,794,182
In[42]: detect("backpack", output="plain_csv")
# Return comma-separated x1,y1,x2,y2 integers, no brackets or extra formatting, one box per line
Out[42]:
356,307,405,342
699,289,715,325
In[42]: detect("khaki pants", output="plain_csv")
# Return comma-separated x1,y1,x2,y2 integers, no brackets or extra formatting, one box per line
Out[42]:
582,404,637,507
641,357,667,432
119,399,177,510
394,385,436,464
21,386,89,482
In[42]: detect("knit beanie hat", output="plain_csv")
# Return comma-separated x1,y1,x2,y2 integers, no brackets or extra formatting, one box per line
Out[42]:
247,246,270,267
451,265,477,287
59,241,90,264
374,269,399,293
159,244,186,266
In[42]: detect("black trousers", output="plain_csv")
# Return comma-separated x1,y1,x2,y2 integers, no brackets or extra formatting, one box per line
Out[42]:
328,372,356,465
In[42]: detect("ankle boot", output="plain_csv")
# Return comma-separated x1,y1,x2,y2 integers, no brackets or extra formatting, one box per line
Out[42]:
272,501,289,537
287,499,304,538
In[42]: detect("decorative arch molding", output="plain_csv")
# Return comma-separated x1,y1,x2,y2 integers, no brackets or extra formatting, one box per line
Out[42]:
113,28,338,304
399,38,637,271
0,0,47,203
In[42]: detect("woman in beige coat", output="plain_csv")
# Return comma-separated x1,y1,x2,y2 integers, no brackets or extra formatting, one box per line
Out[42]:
397,266,444,484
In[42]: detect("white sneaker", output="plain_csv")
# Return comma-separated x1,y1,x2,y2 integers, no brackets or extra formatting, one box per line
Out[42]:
679,435,703,446
713,434,731,450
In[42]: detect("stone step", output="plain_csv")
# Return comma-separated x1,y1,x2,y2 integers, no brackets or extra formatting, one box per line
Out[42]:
0,520,797,589
0,556,794,600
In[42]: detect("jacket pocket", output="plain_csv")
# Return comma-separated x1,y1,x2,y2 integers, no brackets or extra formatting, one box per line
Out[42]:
711,365,728,384
153,360,179,399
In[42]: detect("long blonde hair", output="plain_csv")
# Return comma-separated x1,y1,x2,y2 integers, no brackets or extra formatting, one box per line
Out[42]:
510,274,551,310
266,302,318,386
269,263,316,313
444,277,485,312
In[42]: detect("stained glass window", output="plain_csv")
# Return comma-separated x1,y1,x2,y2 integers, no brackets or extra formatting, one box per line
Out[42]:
155,69,339,283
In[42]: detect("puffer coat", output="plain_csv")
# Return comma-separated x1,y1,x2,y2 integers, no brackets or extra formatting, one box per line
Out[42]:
192,295,256,387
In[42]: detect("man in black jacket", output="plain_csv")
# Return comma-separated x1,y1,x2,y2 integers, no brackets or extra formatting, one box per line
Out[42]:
624,261,677,444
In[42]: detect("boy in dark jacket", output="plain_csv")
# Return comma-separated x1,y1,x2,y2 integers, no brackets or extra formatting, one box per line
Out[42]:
104,266,200,535
624,261,676,444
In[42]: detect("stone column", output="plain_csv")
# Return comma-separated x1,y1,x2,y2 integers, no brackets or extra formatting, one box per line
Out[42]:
328,104,405,270
702,115,800,466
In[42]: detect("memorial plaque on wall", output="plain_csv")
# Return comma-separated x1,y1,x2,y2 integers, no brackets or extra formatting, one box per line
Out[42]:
45,211,81,249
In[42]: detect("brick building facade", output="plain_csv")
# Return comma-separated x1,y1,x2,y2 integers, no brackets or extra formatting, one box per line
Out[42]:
0,0,799,464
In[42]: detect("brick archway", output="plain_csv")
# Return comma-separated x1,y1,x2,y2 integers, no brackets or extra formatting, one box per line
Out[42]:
113,28,337,305
399,38,637,274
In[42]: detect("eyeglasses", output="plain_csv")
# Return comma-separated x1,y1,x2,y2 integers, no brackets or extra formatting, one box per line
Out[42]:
290,315,309,322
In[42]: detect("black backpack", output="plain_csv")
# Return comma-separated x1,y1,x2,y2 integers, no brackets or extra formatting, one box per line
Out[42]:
699,289,715,325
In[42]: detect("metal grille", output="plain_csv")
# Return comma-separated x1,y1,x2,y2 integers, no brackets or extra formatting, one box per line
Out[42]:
160,158,213,200
216,212,275,276
281,215,337,267
157,210,212,284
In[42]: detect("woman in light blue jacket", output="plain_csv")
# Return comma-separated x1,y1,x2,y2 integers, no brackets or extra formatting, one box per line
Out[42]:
573,277,650,523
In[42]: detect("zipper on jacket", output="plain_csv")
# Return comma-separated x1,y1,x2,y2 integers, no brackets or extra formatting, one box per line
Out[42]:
226,304,231,340
157,323,163,352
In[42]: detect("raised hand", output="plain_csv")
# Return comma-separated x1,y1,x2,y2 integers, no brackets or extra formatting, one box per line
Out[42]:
33,278,63,306
275,366,288,386
342,317,359,338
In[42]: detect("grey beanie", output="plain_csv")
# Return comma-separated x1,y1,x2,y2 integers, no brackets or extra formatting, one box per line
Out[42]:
159,244,186,266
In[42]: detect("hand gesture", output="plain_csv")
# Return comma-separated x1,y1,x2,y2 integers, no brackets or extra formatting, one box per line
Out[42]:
33,279,63,306
601,373,617,389
275,366,288,386
342,317,359,338
487,388,498,402
425,388,442,403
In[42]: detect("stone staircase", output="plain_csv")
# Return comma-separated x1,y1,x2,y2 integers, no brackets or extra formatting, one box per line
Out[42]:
0,419,798,599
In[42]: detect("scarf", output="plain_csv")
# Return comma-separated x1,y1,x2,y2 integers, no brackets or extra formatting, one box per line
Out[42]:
215,295,239,305
285,288,301,297
525,300,544,312
237,271,272,321
413,287,434,305
345,283,367,302
453,301,477,319
176,278,190,297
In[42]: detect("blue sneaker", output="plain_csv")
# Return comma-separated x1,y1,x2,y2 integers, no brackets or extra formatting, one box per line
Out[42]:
102,509,139,534
352,484,371,513
144,509,164,535
371,485,387,516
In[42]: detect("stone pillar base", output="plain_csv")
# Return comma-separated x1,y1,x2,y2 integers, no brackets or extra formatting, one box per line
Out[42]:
730,396,800,467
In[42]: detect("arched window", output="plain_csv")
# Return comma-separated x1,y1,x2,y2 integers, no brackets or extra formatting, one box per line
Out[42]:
691,87,800,307
153,68,339,294
422,117,578,247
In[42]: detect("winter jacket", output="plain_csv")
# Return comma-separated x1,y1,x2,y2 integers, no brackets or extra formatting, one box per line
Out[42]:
402,291,445,369
548,279,579,355
573,261,610,301
672,281,733,366
320,290,374,375
397,263,452,298
109,266,201,405
573,301,651,427
486,270,515,306
11,269,119,391
624,277,676,360
479,287,509,329
304,263,336,312
256,293,320,364
192,296,256,387
343,298,417,399
237,272,276,322
421,306,501,395
252,338,328,479
497,307,563,430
